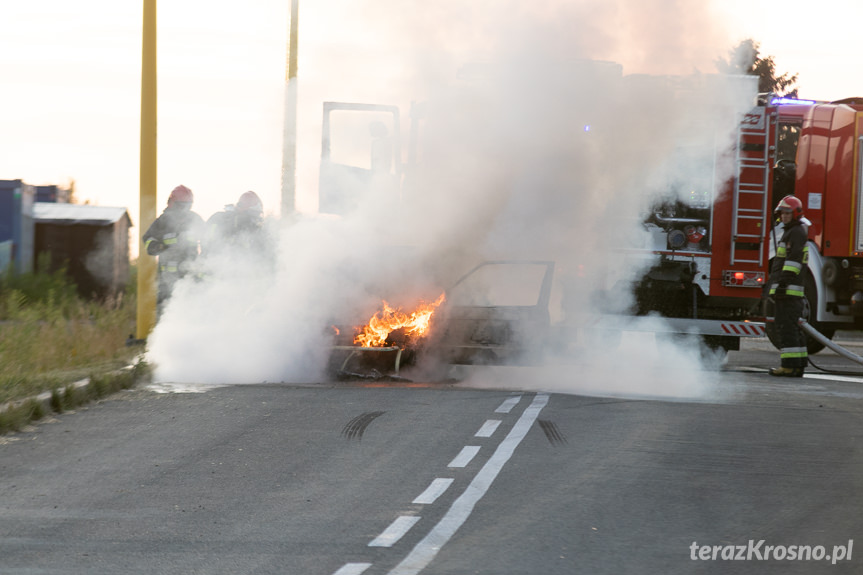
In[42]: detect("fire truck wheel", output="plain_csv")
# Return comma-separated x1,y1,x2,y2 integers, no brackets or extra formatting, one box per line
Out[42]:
802,324,833,355
802,276,834,355
804,324,834,355
764,305,832,355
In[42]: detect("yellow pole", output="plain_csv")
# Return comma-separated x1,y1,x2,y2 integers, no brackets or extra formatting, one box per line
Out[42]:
137,0,158,340
280,0,299,217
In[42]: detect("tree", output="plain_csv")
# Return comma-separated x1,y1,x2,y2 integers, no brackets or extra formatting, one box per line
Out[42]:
716,39,798,97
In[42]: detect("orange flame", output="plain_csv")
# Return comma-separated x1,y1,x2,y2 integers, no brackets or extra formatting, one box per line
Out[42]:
354,293,446,347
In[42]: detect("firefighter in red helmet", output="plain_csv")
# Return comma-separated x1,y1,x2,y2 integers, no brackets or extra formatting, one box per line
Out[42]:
203,191,269,260
768,195,809,377
236,190,263,213
142,185,206,311
234,191,264,228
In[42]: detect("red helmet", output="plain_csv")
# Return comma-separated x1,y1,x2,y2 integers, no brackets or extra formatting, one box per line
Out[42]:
236,191,263,213
775,195,803,219
168,185,194,208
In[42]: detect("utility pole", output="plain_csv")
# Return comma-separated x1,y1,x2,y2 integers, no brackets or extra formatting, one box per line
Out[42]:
137,0,158,340
280,0,299,217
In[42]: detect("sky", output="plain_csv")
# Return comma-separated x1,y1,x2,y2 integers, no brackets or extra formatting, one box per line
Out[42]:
2,0,861,255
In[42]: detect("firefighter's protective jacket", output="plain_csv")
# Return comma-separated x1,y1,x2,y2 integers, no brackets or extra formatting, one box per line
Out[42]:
142,207,205,277
203,208,273,265
769,219,809,298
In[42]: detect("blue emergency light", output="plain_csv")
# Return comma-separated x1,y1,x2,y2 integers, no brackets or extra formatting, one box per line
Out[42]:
770,97,816,106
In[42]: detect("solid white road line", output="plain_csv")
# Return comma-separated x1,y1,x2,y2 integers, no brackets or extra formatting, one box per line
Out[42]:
803,373,863,384
494,395,522,413
388,393,550,575
475,419,502,438
332,563,372,575
413,478,454,505
368,516,422,548
447,445,481,468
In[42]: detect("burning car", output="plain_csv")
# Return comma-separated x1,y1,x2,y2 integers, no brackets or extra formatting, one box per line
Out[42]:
327,260,558,380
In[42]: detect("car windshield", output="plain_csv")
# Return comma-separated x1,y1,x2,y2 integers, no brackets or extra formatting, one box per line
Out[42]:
447,263,549,307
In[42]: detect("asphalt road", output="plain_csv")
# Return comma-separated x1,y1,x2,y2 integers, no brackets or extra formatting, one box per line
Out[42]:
1,339,862,575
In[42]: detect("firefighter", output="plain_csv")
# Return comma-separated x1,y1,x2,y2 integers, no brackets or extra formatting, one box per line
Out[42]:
768,195,809,377
142,185,206,310
204,191,267,256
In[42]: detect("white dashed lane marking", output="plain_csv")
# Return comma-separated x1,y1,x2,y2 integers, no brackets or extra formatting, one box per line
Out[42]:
413,478,454,505
494,395,522,414
475,419,502,437
331,393,549,575
388,393,550,575
447,445,481,468
368,516,422,548
332,563,372,575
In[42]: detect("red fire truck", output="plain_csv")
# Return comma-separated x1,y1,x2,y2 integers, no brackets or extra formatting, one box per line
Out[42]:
625,95,863,354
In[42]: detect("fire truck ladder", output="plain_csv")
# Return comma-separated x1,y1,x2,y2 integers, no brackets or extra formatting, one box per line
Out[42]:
730,112,771,266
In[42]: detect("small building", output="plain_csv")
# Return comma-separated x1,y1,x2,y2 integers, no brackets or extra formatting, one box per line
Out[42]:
33,203,132,299
0,179,35,274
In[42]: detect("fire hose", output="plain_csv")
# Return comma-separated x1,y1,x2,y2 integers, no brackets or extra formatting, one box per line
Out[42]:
798,319,863,376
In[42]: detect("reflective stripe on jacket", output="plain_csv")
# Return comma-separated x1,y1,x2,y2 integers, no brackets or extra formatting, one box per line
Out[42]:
769,220,809,298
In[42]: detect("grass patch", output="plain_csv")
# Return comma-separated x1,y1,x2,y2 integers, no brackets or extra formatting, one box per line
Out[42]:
0,399,45,434
0,260,152,434
0,360,151,435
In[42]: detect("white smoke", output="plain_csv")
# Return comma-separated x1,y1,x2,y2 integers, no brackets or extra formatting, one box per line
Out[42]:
455,332,731,401
147,0,755,399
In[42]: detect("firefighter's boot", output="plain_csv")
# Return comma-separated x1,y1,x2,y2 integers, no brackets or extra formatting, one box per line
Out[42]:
769,366,805,377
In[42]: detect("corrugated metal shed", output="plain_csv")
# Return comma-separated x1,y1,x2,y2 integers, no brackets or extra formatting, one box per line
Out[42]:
33,204,132,299
33,203,130,227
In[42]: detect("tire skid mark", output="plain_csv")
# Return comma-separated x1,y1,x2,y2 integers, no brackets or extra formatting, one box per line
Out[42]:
538,419,567,445
341,411,386,440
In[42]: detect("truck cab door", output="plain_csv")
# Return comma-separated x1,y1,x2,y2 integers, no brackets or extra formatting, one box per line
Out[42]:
318,102,401,215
